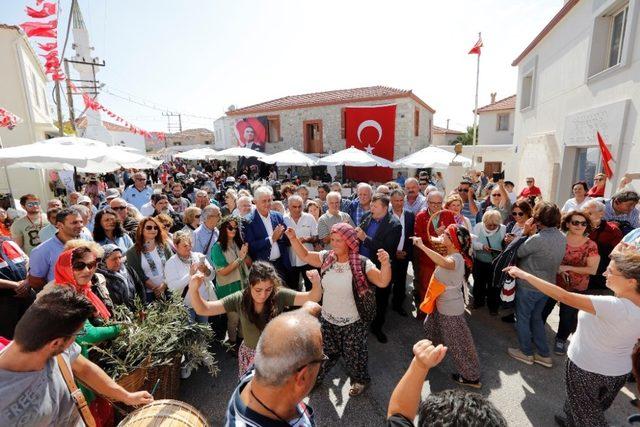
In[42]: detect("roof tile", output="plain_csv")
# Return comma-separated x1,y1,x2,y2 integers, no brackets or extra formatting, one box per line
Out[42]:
476,95,516,113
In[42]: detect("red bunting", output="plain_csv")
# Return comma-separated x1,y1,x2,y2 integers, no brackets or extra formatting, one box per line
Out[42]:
38,41,57,51
20,20,58,38
26,2,57,19
0,108,22,130
40,50,58,60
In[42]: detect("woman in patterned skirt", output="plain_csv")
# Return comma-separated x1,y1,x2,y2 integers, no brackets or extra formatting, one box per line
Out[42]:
412,224,482,388
188,261,322,377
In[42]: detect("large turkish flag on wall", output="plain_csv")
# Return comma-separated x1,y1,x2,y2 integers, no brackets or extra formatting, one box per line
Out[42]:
344,104,396,182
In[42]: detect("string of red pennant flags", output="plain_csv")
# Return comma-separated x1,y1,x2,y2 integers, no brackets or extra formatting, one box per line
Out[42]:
0,108,22,130
19,0,166,143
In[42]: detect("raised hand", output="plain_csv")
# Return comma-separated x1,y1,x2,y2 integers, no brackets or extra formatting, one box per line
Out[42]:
284,227,297,240
412,339,447,370
377,249,390,265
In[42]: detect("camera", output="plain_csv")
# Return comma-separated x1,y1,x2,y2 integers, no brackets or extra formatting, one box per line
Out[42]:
492,171,505,181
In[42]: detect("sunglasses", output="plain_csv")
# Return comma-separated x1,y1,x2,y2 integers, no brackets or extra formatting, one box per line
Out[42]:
526,180,534,183
512,211,525,217
144,225,159,231
570,220,587,227
195,215,201,218
458,189,469,193
491,194,501,197
227,225,238,231
72,260,98,271
296,353,330,372
112,206,127,211
25,201,40,207
595,178,604,182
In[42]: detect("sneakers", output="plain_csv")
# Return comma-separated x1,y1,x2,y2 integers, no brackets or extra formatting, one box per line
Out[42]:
452,373,482,389
507,348,534,365
554,339,567,356
534,354,553,368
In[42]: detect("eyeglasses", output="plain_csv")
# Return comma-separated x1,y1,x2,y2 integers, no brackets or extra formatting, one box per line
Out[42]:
570,220,587,227
604,266,626,277
458,189,469,193
144,225,159,231
135,178,146,181
526,180,534,183
194,215,201,218
72,260,98,271
512,211,525,217
595,178,604,182
296,353,330,372
491,194,501,197
25,201,40,207
111,206,127,211
428,201,442,206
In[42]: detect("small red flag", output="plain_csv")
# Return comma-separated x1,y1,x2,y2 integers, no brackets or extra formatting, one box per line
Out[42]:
20,20,58,38
26,2,57,19
597,131,615,179
468,36,483,55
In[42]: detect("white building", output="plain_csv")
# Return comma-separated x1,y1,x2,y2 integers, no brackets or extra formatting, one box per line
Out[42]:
73,116,146,153
431,125,463,146
0,24,58,203
512,0,639,202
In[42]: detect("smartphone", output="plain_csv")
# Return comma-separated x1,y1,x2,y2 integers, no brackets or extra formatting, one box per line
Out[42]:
492,171,505,181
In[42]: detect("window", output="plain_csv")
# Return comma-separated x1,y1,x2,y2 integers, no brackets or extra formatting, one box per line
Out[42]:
496,113,509,131
173,141,182,146
31,73,40,109
340,108,346,139
267,115,281,143
573,147,601,184
204,140,211,145
414,108,420,137
607,5,628,68
520,73,534,110
428,118,432,142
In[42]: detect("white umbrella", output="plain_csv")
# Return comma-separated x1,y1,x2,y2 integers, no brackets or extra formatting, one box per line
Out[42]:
174,147,218,160
318,147,394,168
210,146,266,160
260,148,319,166
0,136,109,167
393,146,472,168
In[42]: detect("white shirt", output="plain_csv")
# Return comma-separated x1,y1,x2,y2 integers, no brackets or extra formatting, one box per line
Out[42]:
140,248,165,288
392,209,405,252
140,201,155,217
567,295,640,376
165,253,217,307
319,250,374,326
259,212,280,260
507,191,517,204
561,197,592,213
284,213,318,267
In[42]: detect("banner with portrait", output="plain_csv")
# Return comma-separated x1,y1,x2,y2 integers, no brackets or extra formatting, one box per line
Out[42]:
234,116,268,153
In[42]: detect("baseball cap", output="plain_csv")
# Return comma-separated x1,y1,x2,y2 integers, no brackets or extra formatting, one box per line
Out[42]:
78,195,92,205
105,189,120,200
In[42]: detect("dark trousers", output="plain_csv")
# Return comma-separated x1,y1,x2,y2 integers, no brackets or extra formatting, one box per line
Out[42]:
0,294,35,339
270,257,288,285
371,285,391,333
472,260,499,312
542,293,582,341
391,258,409,310
285,265,314,291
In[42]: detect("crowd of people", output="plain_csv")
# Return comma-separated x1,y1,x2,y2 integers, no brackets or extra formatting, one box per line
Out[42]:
0,160,639,426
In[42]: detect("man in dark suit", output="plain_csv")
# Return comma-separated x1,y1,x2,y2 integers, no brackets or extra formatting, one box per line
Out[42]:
355,193,402,343
244,186,290,280
389,189,415,317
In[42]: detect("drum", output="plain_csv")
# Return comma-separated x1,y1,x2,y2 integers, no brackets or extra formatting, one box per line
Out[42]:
118,400,209,427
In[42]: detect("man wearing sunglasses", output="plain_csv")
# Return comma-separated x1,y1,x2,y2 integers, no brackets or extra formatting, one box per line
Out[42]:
11,194,48,256
457,180,480,227
226,302,322,426
123,172,153,211
518,177,542,200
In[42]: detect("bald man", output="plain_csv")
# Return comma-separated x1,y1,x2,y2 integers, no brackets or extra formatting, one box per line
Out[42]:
225,302,322,426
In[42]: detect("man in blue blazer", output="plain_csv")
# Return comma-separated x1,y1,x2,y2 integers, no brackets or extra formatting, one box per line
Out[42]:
389,189,415,316
244,186,290,281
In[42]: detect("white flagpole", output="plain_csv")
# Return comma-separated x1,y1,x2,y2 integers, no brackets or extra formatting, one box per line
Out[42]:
471,32,481,168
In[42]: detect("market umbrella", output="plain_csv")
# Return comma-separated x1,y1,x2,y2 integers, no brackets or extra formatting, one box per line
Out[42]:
0,136,109,167
174,147,218,161
393,146,472,169
260,148,319,166
318,147,394,168
209,146,266,160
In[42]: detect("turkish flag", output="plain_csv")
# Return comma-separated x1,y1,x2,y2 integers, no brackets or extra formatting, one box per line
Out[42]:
468,36,483,55
344,104,396,182
597,131,615,179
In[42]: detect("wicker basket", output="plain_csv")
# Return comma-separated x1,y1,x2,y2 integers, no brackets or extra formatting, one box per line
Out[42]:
427,209,457,256
144,354,182,400
116,357,151,393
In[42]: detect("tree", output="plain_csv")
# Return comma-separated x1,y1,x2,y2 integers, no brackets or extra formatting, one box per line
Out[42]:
451,126,477,146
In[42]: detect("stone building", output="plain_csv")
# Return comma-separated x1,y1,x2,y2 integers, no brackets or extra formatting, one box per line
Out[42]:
512,0,640,202
215,85,435,162
145,128,214,152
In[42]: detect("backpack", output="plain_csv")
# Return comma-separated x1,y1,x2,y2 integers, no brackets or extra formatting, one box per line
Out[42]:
490,236,528,302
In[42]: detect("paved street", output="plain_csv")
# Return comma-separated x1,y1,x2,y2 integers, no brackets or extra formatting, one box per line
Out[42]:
181,280,637,426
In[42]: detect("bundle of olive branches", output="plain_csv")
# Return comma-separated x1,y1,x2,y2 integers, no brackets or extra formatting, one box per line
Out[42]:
91,296,219,380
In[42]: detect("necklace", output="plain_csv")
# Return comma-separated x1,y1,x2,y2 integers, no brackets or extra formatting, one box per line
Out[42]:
249,389,303,426
25,213,43,230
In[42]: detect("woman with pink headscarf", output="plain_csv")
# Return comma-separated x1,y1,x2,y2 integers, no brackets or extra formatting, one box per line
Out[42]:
286,222,391,397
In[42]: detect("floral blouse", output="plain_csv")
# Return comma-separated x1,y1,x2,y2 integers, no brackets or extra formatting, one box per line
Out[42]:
556,239,598,292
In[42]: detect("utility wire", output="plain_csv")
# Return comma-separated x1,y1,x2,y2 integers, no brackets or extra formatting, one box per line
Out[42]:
103,87,216,120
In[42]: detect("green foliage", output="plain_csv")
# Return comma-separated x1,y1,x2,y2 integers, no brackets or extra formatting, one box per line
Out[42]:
451,126,477,146
91,296,218,380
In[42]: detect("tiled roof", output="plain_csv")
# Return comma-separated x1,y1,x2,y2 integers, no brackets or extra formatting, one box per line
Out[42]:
433,125,463,135
227,85,435,115
476,95,516,113
167,128,213,138
512,0,579,66
0,24,21,31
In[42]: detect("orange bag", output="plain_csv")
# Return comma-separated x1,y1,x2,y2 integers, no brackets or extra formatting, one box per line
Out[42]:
419,275,446,314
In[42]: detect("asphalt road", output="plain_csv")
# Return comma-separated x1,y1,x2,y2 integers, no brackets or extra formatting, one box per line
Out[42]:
180,289,637,426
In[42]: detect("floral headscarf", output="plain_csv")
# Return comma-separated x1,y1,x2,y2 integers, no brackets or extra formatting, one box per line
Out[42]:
54,248,111,319
445,224,473,278
320,222,369,297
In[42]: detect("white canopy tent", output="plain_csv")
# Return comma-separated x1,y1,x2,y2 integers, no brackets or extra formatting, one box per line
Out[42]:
318,147,394,168
393,146,472,169
0,137,109,168
174,147,218,161
209,146,265,160
260,148,319,167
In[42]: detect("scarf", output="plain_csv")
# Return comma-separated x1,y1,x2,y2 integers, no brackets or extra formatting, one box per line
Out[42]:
320,222,369,297
54,249,112,320
481,222,499,236
445,224,473,275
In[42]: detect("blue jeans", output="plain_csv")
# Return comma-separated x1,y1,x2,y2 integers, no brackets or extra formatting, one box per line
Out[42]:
515,286,550,357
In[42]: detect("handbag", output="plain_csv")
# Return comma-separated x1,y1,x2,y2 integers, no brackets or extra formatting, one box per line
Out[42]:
419,275,446,314
55,354,97,427
500,277,516,302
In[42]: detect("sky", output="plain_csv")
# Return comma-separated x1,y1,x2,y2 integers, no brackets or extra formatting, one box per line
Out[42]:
2,0,562,133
